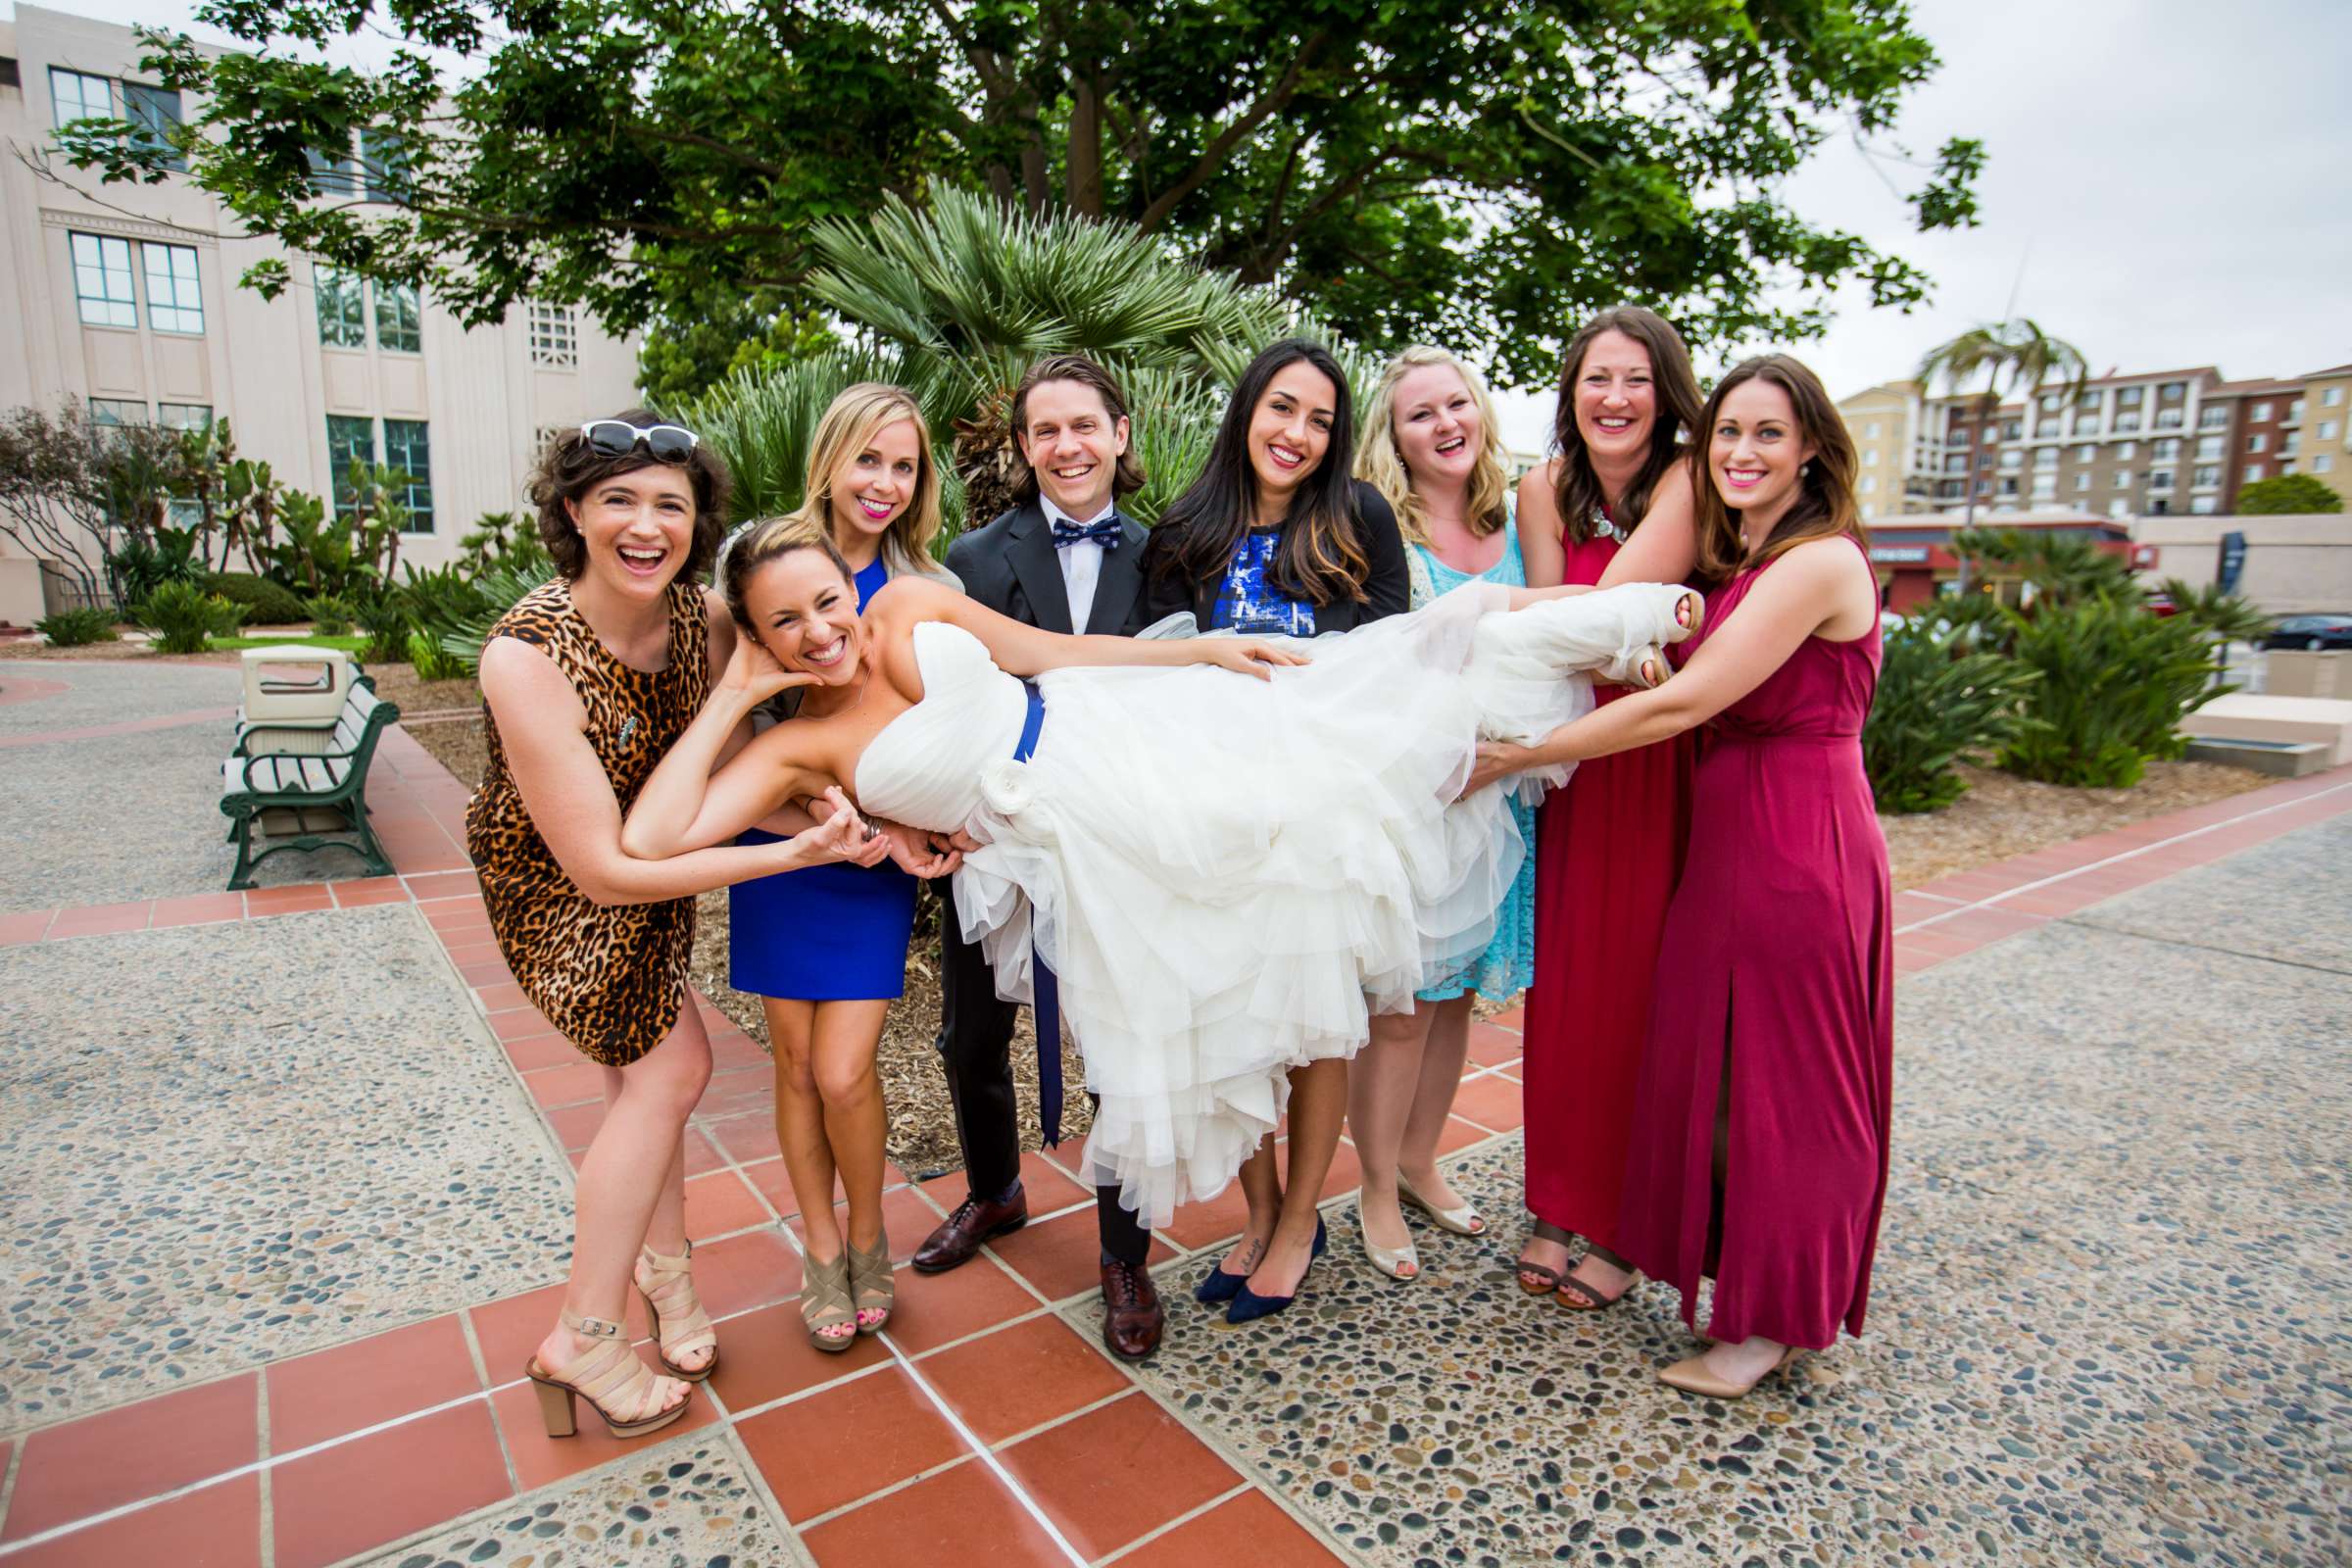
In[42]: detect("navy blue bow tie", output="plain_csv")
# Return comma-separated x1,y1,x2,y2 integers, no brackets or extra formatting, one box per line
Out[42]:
1051,515,1123,551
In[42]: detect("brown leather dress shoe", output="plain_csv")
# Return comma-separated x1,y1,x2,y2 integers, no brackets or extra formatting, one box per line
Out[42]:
1100,1257,1163,1361
910,1188,1028,1274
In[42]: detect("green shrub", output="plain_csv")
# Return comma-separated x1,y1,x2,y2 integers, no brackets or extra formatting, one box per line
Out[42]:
1864,620,2037,813
137,580,245,654
354,589,411,662
434,559,554,673
205,570,311,624
407,627,468,681
108,532,204,609
305,594,356,636
1999,597,2227,789
34,607,119,647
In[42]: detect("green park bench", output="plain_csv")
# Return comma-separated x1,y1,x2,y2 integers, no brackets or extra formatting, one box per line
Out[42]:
220,683,403,890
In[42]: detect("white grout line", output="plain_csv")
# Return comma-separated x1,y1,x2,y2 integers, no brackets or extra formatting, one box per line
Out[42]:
1893,775,2352,938
1092,1480,1254,1565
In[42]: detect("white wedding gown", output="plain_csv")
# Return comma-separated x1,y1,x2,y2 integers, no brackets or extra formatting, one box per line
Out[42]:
853,580,1695,1226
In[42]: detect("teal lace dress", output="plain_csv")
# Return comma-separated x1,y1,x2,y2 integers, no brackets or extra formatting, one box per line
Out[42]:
1408,503,1538,1003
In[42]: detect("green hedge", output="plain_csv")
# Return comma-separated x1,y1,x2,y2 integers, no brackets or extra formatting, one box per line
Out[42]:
204,571,311,625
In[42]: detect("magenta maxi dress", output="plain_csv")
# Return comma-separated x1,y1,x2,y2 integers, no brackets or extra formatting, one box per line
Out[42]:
1617,538,1893,1349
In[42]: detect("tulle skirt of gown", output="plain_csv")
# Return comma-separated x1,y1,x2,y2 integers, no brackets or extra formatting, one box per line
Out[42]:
933,581,1692,1227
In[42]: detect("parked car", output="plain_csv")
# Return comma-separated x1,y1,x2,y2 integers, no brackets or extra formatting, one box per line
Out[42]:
2262,614,2352,652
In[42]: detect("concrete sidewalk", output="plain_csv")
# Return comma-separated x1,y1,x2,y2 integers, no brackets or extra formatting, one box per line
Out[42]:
0,655,2346,1567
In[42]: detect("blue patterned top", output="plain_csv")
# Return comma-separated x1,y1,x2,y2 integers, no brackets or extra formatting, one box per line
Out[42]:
1210,528,1318,635
1413,503,1537,1004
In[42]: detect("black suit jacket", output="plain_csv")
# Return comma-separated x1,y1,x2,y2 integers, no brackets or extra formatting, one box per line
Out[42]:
946,499,1152,637
1137,478,1410,633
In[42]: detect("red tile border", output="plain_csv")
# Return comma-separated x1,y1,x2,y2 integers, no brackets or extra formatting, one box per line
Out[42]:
798,1456,1065,1568
915,1314,1130,1446
998,1391,1239,1561
270,1401,510,1568
737,1365,966,1523
2,1372,259,1543
0,909,54,945
0,1474,263,1568
265,1313,482,1455
1114,1488,1345,1567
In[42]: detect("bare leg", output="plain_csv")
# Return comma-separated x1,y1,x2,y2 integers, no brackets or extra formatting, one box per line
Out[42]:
1217,1140,1282,1281
534,1005,711,1415
1249,1057,1347,1297
1396,995,1476,1210
767,997,854,1348
627,1132,710,1374
809,999,894,1328
1348,1007,1432,1264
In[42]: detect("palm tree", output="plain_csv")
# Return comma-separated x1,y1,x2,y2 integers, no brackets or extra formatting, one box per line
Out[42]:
1916,320,2092,550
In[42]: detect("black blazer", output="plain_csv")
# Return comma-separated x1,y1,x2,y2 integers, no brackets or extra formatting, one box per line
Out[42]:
1138,478,1409,634
946,499,1152,637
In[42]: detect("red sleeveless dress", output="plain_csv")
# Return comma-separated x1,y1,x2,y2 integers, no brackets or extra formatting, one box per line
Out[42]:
1617,541,1894,1348
1522,531,1693,1255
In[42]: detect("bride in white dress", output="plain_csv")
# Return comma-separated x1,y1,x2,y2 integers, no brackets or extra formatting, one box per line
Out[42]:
621,517,1698,1232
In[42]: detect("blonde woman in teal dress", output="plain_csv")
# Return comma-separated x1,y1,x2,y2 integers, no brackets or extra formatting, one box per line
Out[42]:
1348,345,1539,1279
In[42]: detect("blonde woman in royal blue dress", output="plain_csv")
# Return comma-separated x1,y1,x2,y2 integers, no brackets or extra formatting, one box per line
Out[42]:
1348,346,1538,1279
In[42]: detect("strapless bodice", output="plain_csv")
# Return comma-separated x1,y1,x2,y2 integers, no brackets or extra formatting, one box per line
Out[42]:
855,620,1029,832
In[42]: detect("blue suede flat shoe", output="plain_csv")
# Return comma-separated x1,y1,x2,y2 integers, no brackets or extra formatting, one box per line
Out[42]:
1223,1219,1326,1325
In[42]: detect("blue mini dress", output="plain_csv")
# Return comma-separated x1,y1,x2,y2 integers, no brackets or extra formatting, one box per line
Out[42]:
1411,508,1538,1004
729,555,919,1001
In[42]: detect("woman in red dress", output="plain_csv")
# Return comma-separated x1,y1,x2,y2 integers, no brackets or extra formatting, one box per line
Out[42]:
1471,354,1891,1398
1514,307,1703,1311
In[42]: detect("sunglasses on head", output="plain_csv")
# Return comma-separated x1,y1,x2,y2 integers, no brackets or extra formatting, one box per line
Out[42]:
578,420,701,462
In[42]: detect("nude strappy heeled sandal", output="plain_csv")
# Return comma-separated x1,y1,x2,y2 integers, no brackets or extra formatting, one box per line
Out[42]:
636,1242,719,1382
801,1248,858,1353
525,1308,691,1439
848,1235,896,1335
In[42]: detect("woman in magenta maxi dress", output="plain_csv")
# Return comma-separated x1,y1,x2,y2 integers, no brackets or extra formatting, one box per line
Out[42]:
1468,353,1891,1399
1515,307,1704,1311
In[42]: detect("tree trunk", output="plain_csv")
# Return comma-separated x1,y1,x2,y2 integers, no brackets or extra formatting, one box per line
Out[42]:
1065,69,1103,218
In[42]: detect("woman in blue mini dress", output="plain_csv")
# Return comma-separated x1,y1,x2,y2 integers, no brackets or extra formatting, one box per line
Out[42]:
1348,345,1535,1281
723,383,961,1350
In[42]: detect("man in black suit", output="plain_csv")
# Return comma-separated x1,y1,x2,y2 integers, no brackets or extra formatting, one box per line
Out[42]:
913,353,1165,1359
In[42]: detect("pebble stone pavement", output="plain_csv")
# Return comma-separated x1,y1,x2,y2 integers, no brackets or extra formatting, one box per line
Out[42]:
1,654,2346,1568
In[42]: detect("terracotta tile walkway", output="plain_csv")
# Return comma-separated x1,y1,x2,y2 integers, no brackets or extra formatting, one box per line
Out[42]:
3,682,2348,1565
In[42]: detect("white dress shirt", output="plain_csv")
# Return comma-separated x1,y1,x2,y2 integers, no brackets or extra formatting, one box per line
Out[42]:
1040,494,1115,632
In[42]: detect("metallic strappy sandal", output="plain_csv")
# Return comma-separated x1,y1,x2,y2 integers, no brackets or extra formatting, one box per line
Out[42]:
801,1248,858,1353
525,1308,692,1439
636,1242,719,1382
848,1235,896,1335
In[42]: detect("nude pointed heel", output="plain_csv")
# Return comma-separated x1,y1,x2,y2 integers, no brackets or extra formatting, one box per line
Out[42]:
1657,1345,1805,1400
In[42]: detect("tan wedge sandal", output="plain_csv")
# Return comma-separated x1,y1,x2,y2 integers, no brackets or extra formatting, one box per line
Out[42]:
801,1247,858,1353
848,1235,896,1335
636,1242,719,1382
525,1308,692,1439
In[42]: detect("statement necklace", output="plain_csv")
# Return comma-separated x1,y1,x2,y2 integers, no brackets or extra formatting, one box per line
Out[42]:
1590,507,1628,543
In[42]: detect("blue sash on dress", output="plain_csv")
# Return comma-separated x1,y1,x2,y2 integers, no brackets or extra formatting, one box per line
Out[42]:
1013,681,1061,1145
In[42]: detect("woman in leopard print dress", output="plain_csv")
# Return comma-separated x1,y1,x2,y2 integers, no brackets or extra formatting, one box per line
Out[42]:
469,413,890,1442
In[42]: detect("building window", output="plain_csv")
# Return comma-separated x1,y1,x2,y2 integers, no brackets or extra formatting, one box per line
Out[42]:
2116,441,2137,461
2154,409,2183,430
2195,435,2222,461
1944,453,1967,474
2113,470,2131,490
316,266,368,348
1859,474,1877,494
359,126,413,204
69,232,137,327
527,302,578,368
1862,449,1879,467
2001,419,2022,441
2074,443,2095,463
2281,461,2297,476
2283,432,2302,458
325,415,374,512
2032,476,2056,499
2325,387,2344,408
122,83,184,172
2033,447,2057,468
2193,464,2219,488
2190,496,2217,514
2251,402,2272,421
2322,420,2340,441
50,68,110,129
2199,405,2228,429
1999,450,2023,471
374,281,421,353
382,418,434,532
2158,381,2185,403
2248,433,2268,454
89,398,145,426
308,141,362,194
2078,390,2103,409
2116,387,2143,408
2114,414,2140,433
2148,469,2175,491
1862,420,1881,439
2038,391,2063,413
2153,438,2180,461
158,403,212,430
1999,477,2020,497
2243,464,2263,484
2074,473,2089,492
2290,399,2305,419
141,243,203,333
2319,455,2336,474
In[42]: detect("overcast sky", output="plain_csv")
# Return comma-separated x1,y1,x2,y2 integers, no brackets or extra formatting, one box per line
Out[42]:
14,0,2348,451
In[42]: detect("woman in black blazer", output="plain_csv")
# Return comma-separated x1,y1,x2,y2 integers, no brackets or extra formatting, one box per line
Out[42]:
1140,337,1410,1323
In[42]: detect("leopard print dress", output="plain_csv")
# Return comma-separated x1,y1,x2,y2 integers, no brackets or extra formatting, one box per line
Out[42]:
466,578,710,1066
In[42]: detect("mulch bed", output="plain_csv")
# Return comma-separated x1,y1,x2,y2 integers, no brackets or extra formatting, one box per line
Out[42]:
401,712,2273,1177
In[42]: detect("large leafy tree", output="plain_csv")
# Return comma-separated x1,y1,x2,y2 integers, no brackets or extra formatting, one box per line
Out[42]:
74,0,1983,385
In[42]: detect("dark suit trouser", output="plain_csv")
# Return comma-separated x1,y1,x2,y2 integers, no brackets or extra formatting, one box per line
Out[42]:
936,875,1151,1266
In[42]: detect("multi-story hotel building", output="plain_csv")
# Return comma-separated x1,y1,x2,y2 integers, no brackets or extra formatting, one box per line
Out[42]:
1839,361,2352,524
0,3,639,623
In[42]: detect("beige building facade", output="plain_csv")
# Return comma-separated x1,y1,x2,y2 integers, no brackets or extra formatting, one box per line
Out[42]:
0,4,640,623
1835,379,1937,520
2133,514,2352,615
